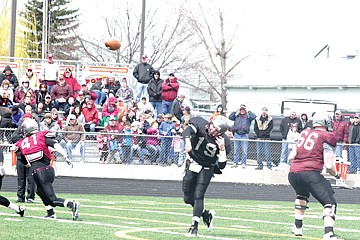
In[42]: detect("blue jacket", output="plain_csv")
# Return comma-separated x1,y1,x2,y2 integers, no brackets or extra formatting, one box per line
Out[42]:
159,121,176,140
121,129,133,146
229,111,256,135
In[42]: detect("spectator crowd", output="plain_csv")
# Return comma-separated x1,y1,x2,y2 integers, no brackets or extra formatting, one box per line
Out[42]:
0,54,191,167
1,54,359,175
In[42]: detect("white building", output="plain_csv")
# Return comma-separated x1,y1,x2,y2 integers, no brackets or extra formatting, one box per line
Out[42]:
225,56,360,115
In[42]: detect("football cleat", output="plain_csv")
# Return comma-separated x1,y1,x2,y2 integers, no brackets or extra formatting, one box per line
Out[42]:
323,232,343,240
72,201,80,220
45,214,57,219
291,225,303,236
17,206,26,217
203,210,216,230
185,225,198,237
27,199,35,203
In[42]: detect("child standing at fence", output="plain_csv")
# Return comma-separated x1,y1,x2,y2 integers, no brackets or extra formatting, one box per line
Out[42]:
146,121,161,164
120,121,133,164
107,134,121,164
97,130,109,163
131,121,145,164
287,123,300,151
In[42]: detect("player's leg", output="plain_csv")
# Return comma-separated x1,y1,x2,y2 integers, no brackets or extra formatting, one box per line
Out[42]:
307,173,340,239
186,167,214,236
182,168,196,206
0,195,25,216
288,172,310,236
35,167,80,220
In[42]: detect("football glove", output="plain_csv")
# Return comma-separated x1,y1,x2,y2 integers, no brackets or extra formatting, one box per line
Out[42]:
65,157,73,169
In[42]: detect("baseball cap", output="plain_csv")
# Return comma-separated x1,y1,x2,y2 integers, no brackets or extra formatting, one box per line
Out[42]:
262,107,268,111
45,94,51,99
355,113,360,118
335,110,342,114
141,54,148,60
157,114,164,118
169,73,175,77
68,114,76,120
109,115,116,121
185,106,191,111
240,104,246,110
65,68,72,73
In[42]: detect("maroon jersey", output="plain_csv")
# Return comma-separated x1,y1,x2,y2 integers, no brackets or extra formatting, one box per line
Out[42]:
15,131,53,164
290,129,336,173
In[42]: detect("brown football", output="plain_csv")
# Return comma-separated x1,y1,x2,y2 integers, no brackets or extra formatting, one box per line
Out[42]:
105,37,121,51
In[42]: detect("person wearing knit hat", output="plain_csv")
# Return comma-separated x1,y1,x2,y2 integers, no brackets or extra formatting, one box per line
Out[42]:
11,105,24,128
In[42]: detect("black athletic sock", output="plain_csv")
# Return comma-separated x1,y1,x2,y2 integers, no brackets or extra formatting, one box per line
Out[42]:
66,201,73,208
191,221,199,228
47,209,55,216
295,219,303,228
325,226,334,235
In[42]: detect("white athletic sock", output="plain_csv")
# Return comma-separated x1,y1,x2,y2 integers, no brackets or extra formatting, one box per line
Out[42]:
64,199,69,208
192,216,200,223
45,205,53,210
8,202,19,212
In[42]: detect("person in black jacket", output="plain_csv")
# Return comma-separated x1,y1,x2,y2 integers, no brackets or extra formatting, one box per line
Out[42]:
9,115,37,203
254,107,274,170
133,54,154,102
147,70,163,116
0,65,19,91
277,110,302,170
170,94,185,122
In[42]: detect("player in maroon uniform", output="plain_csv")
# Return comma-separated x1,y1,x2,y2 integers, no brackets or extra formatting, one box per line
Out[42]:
182,116,232,237
288,114,342,240
0,166,25,216
14,118,80,220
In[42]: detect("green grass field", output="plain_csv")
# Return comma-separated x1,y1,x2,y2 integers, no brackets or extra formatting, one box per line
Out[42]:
0,192,359,240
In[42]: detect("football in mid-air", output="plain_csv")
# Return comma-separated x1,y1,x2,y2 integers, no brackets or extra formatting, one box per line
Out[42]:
105,37,121,51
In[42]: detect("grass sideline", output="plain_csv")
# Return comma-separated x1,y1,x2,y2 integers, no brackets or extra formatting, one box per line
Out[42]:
0,192,359,240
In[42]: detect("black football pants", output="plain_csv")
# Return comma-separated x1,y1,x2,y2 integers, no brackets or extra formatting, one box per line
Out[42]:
182,166,214,218
32,165,65,208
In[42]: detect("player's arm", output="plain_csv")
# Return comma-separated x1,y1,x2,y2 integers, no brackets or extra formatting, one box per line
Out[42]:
323,142,340,178
46,136,72,167
182,119,199,153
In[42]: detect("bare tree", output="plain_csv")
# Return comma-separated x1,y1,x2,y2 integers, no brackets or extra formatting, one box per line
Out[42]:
180,0,249,110
77,1,196,70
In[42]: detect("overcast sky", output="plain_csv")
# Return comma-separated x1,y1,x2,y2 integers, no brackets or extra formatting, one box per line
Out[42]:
67,0,360,59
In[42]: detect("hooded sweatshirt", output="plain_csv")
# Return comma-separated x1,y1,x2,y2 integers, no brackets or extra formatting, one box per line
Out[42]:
147,71,164,102
0,65,19,89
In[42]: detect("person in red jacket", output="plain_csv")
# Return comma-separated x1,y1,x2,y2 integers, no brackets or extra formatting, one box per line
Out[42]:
161,73,180,115
82,99,99,135
63,68,81,97
332,110,349,158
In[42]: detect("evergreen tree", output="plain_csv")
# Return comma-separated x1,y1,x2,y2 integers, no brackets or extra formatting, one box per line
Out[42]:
21,0,80,60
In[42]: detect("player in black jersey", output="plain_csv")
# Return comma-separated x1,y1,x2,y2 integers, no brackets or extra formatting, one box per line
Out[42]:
182,115,232,237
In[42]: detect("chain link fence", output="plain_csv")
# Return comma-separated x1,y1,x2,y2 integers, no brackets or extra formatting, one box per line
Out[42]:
0,128,359,174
